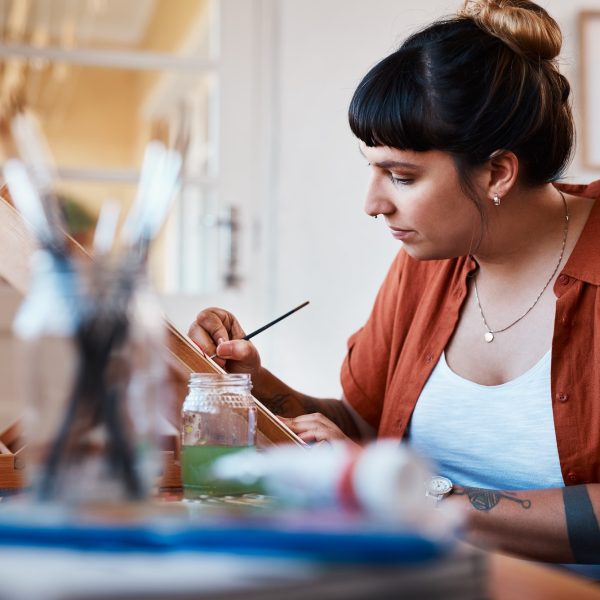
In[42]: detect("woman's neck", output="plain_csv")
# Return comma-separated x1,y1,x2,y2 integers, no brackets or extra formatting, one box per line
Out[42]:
472,183,568,278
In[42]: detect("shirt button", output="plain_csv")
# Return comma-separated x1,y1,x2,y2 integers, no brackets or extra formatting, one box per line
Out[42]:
558,274,570,285
425,353,434,364
567,472,578,483
395,418,404,428
556,392,569,403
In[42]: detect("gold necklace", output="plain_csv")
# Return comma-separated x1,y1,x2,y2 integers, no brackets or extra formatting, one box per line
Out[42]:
473,190,569,343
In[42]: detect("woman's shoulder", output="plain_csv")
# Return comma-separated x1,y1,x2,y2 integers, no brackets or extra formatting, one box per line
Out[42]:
555,180,600,284
555,179,600,199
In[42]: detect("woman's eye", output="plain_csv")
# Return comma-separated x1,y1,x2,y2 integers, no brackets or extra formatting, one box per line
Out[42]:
389,174,413,186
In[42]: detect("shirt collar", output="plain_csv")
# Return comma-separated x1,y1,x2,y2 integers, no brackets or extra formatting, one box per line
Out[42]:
557,180,600,285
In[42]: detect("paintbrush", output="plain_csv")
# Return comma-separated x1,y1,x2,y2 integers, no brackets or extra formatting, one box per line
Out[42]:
209,301,310,360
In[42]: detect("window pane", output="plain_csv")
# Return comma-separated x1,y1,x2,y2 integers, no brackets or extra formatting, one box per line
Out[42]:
0,0,212,58
0,0,220,295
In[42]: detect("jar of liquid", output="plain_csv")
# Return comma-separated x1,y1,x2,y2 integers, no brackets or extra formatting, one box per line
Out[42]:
181,372,257,498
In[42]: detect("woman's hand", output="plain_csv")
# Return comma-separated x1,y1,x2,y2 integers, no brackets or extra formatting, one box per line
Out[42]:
279,413,361,448
188,307,261,375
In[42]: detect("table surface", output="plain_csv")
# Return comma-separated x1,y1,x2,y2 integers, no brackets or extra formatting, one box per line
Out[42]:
0,545,598,600
490,553,600,600
1,490,599,600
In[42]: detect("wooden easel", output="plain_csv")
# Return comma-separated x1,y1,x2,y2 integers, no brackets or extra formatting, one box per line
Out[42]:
0,190,303,488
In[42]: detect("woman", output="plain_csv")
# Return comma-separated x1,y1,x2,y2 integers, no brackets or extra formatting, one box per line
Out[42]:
189,0,600,569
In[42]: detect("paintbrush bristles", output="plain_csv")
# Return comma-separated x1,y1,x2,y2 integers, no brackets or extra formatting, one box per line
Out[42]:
1,106,67,252
3,159,52,240
93,200,120,256
0,90,25,160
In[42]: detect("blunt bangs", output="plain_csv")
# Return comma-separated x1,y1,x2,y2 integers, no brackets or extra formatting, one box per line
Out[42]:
348,49,441,152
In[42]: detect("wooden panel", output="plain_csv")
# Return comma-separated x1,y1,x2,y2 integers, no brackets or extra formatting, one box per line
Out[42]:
0,422,25,488
0,193,38,295
0,283,22,428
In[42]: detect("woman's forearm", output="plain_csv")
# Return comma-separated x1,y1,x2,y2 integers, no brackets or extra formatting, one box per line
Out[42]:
252,367,361,439
450,483,600,563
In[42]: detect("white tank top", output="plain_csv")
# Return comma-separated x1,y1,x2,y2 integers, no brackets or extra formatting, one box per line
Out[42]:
408,351,600,579
408,350,564,490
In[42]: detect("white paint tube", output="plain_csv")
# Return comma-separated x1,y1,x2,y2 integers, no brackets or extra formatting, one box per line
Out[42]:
212,439,464,537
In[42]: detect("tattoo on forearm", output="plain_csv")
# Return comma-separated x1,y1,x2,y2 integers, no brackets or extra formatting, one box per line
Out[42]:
562,485,600,563
455,487,532,511
258,393,295,416
300,397,328,415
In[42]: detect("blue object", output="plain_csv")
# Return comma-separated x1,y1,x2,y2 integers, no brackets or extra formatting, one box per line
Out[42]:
0,510,448,564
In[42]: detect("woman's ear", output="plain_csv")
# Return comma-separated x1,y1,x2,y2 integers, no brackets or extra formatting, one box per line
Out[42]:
486,150,519,199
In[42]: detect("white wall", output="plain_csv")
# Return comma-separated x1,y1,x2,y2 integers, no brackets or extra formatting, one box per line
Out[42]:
260,0,455,398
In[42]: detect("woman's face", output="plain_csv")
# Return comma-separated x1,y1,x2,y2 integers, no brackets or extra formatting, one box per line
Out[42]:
361,143,485,260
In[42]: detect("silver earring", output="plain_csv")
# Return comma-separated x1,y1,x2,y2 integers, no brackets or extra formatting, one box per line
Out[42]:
492,193,501,206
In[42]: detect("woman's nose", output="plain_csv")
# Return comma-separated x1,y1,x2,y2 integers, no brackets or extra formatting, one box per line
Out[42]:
364,175,395,218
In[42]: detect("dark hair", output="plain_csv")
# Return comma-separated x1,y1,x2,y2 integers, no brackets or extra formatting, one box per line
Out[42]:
348,2,574,190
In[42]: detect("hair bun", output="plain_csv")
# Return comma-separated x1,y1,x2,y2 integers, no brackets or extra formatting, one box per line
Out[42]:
458,0,562,60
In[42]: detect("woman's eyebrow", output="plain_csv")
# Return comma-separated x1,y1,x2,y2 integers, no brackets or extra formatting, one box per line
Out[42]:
374,160,420,170
357,146,420,169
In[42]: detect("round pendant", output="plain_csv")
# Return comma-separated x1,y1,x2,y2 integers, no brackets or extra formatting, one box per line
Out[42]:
484,332,494,343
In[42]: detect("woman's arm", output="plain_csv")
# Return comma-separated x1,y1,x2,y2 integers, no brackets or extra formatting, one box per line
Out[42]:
450,483,600,563
188,307,363,441
252,366,362,441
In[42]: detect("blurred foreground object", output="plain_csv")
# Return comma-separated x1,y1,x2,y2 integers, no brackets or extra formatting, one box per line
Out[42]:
1,102,179,504
213,440,464,536
14,253,166,503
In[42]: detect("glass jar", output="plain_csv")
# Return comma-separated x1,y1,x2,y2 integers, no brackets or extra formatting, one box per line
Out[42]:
181,373,257,497
14,252,167,505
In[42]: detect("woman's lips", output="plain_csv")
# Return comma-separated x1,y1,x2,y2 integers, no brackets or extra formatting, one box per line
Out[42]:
388,226,415,241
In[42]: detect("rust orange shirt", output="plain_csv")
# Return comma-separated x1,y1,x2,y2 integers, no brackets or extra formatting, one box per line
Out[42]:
341,181,600,486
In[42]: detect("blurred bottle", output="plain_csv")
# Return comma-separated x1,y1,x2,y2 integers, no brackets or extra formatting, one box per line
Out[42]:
181,373,258,498
14,252,167,505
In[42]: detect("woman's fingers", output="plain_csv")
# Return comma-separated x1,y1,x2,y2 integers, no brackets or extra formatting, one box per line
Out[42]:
288,413,339,430
280,413,348,444
188,307,249,360
190,308,245,344
188,322,219,356
214,339,261,374
187,308,259,372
